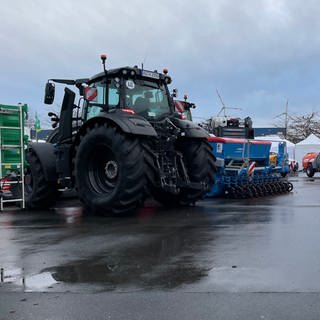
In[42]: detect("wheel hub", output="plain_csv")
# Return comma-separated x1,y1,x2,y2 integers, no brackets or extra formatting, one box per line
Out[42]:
105,160,118,179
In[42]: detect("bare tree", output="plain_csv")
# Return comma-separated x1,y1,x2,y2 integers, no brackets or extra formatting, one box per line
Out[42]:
286,112,320,143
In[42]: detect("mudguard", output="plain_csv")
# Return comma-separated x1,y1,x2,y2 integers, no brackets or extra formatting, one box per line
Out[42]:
83,110,157,136
171,117,209,138
28,143,57,182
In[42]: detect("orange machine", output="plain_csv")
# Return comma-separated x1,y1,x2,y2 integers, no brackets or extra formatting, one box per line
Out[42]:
302,152,320,177
302,152,318,170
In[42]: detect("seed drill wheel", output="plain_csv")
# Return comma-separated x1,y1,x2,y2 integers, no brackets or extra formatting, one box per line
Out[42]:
251,185,259,197
232,186,242,199
256,184,264,197
153,139,216,206
75,123,146,215
272,182,279,194
227,186,236,198
25,148,58,209
266,183,274,195
306,164,315,177
286,181,293,192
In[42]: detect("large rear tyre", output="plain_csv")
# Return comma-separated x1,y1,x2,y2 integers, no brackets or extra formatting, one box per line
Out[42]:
306,164,315,177
153,139,216,206
75,123,146,215
25,148,58,209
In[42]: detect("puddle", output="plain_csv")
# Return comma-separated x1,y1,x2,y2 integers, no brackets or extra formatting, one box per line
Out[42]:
0,267,22,284
0,267,58,291
21,272,57,291
55,207,83,224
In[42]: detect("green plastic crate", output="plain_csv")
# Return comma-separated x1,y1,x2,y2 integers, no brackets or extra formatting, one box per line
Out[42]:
0,104,28,178
0,128,21,146
0,104,23,127
2,164,21,176
1,148,21,164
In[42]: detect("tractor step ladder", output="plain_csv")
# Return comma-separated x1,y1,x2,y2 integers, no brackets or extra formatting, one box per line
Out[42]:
0,105,25,210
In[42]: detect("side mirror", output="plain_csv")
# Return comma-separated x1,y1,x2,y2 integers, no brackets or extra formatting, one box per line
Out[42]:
184,102,196,111
44,82,55,104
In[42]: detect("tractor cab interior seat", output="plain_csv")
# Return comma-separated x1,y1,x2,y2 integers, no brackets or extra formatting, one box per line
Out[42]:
134,96,149,113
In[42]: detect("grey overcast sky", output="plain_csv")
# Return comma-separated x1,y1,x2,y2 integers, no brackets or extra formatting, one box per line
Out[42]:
1,0,320,127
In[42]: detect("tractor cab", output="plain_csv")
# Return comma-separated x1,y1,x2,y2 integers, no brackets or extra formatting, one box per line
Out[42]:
83,69,173,122
174,96,196,121
44,55,175,142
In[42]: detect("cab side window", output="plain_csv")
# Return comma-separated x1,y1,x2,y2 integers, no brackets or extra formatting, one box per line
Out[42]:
109,86,120,106
86,80,120,120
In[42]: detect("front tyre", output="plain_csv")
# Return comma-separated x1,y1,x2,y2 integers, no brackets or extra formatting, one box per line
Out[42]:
25,148,58,209
306,163,315,177
75,123,146,215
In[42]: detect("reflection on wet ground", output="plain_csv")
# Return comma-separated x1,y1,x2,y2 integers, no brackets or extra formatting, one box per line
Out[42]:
0,174,320,293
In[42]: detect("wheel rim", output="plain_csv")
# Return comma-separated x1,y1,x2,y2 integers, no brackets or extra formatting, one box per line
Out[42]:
105,160,118,180
87,144,119,194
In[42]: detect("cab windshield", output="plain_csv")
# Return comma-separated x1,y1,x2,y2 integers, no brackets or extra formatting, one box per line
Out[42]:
124,79,171,119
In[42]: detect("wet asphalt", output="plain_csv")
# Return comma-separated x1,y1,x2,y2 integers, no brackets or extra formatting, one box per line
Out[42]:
1,173,320,319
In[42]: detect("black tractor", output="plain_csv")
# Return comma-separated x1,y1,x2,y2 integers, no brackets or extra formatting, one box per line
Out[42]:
25,55,216,215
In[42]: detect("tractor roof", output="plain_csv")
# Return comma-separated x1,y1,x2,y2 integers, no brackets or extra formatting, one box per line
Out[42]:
88,66,171,84
50,67,171,88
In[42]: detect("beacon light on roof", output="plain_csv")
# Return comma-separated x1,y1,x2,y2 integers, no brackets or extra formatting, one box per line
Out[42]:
100,54,108,74
163,68,168,75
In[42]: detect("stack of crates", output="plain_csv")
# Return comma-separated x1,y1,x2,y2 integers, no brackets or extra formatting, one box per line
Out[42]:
0,103,28,210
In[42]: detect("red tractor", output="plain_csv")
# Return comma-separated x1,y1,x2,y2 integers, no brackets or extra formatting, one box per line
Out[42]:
302,152,320,177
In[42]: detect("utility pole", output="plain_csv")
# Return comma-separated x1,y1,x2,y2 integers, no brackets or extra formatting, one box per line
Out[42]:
274,99,289,139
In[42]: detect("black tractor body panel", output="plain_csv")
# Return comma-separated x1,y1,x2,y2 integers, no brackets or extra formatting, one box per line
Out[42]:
170,117,209,138
28,142,57,182
57,88,76,141
83,110,157,136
